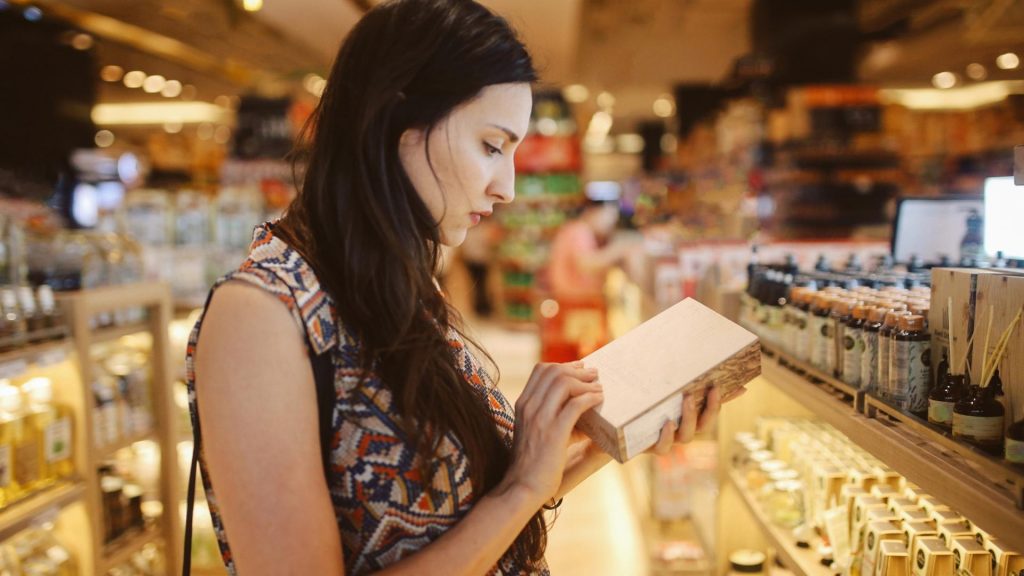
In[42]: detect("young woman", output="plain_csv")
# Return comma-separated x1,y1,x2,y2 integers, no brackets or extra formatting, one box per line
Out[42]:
186,1,742,574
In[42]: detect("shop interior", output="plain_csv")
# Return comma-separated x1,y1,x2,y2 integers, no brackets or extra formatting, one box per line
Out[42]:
2,0,1024,574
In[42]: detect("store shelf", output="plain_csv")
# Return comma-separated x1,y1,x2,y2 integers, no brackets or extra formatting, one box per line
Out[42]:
0,338,72,378
101,527,162,572
728,471,831,576
0,481,86,541
97,430,158,461
93,322,149,344
760,343,1024,552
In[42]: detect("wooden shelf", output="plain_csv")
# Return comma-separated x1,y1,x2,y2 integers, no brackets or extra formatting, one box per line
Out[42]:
92,322,150,344
760,344,1024,552
0,481,86,541
97,430,158,461
728,471,832,576
101,527,162,572
0,339,72,378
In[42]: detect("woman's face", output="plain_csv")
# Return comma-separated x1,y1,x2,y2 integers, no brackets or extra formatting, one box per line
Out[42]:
399,82,532,247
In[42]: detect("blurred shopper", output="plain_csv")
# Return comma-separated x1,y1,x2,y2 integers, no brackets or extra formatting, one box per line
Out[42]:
460,217,499,317
549,199,626,301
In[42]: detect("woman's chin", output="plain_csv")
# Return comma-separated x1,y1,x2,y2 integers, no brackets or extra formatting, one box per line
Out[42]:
439,227,468,248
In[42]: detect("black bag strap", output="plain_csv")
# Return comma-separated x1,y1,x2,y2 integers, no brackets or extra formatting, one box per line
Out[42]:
183,313,336,575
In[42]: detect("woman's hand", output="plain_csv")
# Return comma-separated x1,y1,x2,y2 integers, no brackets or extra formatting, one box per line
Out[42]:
500,362,604,508
647,385,748,455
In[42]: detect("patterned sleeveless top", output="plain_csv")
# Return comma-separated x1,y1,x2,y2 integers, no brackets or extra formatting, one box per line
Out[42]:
185,222,549,575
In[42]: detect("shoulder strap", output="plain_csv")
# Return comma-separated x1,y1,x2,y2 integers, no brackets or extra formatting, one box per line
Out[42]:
183,321,336,575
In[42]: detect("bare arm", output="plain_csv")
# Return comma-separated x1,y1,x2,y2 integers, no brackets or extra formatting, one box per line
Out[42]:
195,282,603,576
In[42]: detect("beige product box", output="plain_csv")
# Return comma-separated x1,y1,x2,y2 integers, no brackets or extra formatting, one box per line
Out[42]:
854,496,889,551
843,485,869,531
937,520,973,548
888,498,918,516
850,468,880,490
578,298,761,462
951,537,992,576
930,508,963,525
867,507,901,525
863,521,905,576
872,484,901,502
917,498,946,518
970,523,992,547
985,539,1024,576
900,508,931,525
913,537,954,576
814,464,848,522
878,470,904,491
903,522,939,559
877,540,910,576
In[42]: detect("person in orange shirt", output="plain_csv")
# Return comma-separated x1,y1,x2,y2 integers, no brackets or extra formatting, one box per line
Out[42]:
548,199,626,301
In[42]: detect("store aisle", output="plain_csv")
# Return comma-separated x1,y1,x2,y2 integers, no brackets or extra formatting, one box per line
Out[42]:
449,263,650,576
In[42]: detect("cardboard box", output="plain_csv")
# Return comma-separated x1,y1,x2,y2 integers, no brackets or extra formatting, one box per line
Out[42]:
854,496,889,551
900,508,931,525
888,498,918,517
863,521,905,576
913,537,954,576
917,498,946,518
985,539,1024,576
930,508,964,525
903,521,939,560
872,484,901,502
878,541,910,576
951,537,992,576
578,298,761,462
937,520,973,548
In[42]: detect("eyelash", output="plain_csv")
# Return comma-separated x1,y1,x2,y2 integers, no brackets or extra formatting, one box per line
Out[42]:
484,142,503,157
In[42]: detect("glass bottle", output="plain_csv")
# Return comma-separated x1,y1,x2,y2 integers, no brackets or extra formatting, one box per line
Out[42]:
809,294,833,371
1,288,26,349
3,381,42,494
793,288,815,362
21,378,73,485
35,285,63,336
0,383,20,506
935,348,950,393
861,306,886,394
891,315,931,415
843,304,869,388
930,373,965,431
878,310,908,401
953,383,1005,455
16,286,43,342
828,299,854,379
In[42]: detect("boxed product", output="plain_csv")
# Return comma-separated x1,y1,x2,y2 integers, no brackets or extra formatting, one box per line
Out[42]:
877,540,910,576
985,539,1024,576
950,537,992,576
902,522,939,559
578,298,760,462
913,538,954,576
862,521,905,576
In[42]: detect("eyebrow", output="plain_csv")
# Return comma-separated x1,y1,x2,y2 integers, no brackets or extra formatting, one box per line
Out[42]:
488,123,521,144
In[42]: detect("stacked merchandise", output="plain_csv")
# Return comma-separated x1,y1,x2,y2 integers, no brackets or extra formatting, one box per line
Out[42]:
497,91,582,323
0,522,78,575
105,541,164,576
731,417,1023,576
97,441,162,548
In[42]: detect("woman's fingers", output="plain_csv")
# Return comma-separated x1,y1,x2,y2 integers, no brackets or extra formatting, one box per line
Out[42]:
537,373,602,422
650,421,675,455
519,362,598,417
696,386,721,433
556,391,605,440
675,393,699,443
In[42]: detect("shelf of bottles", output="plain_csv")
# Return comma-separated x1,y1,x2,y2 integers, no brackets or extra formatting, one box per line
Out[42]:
498,90,584,324
740,251,1024,552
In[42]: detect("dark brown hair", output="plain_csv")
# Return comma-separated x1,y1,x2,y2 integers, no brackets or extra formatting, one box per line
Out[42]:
276,0,544,567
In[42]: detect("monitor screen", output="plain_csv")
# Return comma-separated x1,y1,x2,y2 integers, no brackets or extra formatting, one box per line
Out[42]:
984,176,1024,260
892,197,984,264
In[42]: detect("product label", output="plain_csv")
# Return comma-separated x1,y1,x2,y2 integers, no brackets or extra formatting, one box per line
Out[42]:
844,328,864,387
795,311,810,361
826,319,839,374
929,400,955,426
878,336,892,398
14,441,39,485
1006,437,1024,464
45,418,72,463
953,414,1004,444
862,333,879,393
893,340,931,412
0,445,11,488
810,316,828,368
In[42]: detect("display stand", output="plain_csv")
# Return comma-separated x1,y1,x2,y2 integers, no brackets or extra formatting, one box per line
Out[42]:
59,282,182,576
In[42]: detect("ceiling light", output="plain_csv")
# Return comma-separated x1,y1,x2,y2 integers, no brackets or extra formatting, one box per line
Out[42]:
161,80,182,98
879,81,1021,110
966,63,987,81
71,33,93,51
563,84,590,104
596,91,616,110
242,0,263,11
143,75,166,94
94,130,115,148
653,96,675,118
931,71,957,89
100,65,124,83
123,70,146,89
996,52,1020,70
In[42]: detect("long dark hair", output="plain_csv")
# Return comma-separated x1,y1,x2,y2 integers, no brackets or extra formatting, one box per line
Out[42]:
276,0,544,567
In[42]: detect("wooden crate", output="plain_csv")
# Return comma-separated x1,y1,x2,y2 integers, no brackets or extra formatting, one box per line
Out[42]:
927,268,1005,382
973,273,1024,428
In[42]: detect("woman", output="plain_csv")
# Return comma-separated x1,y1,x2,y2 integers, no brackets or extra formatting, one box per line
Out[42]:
186,1,740,574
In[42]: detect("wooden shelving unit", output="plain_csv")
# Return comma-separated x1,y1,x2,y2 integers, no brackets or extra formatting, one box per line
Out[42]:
0,481,86,542
0,338,71,372
759,342,1024,553
728,471,831,576
60,282,181,576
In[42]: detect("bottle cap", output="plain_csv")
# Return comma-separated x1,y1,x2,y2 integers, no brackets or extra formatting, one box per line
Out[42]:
868,307,888,323
814,294,834,310
898,315,926,332
884,310,909,327
853,304,871,320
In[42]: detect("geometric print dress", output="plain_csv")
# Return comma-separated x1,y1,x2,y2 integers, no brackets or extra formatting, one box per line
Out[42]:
185,222,549,575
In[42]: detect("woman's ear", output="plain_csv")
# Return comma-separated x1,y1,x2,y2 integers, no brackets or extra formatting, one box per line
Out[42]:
399,127,426,148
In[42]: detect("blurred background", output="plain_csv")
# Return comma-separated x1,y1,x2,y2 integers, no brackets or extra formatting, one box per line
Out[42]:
1,0,1023,575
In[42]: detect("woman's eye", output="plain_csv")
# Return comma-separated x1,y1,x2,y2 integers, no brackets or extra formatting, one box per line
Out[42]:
484,142,503,157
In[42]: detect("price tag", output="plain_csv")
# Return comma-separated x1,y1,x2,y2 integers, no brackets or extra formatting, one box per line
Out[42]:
0,360,28,380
